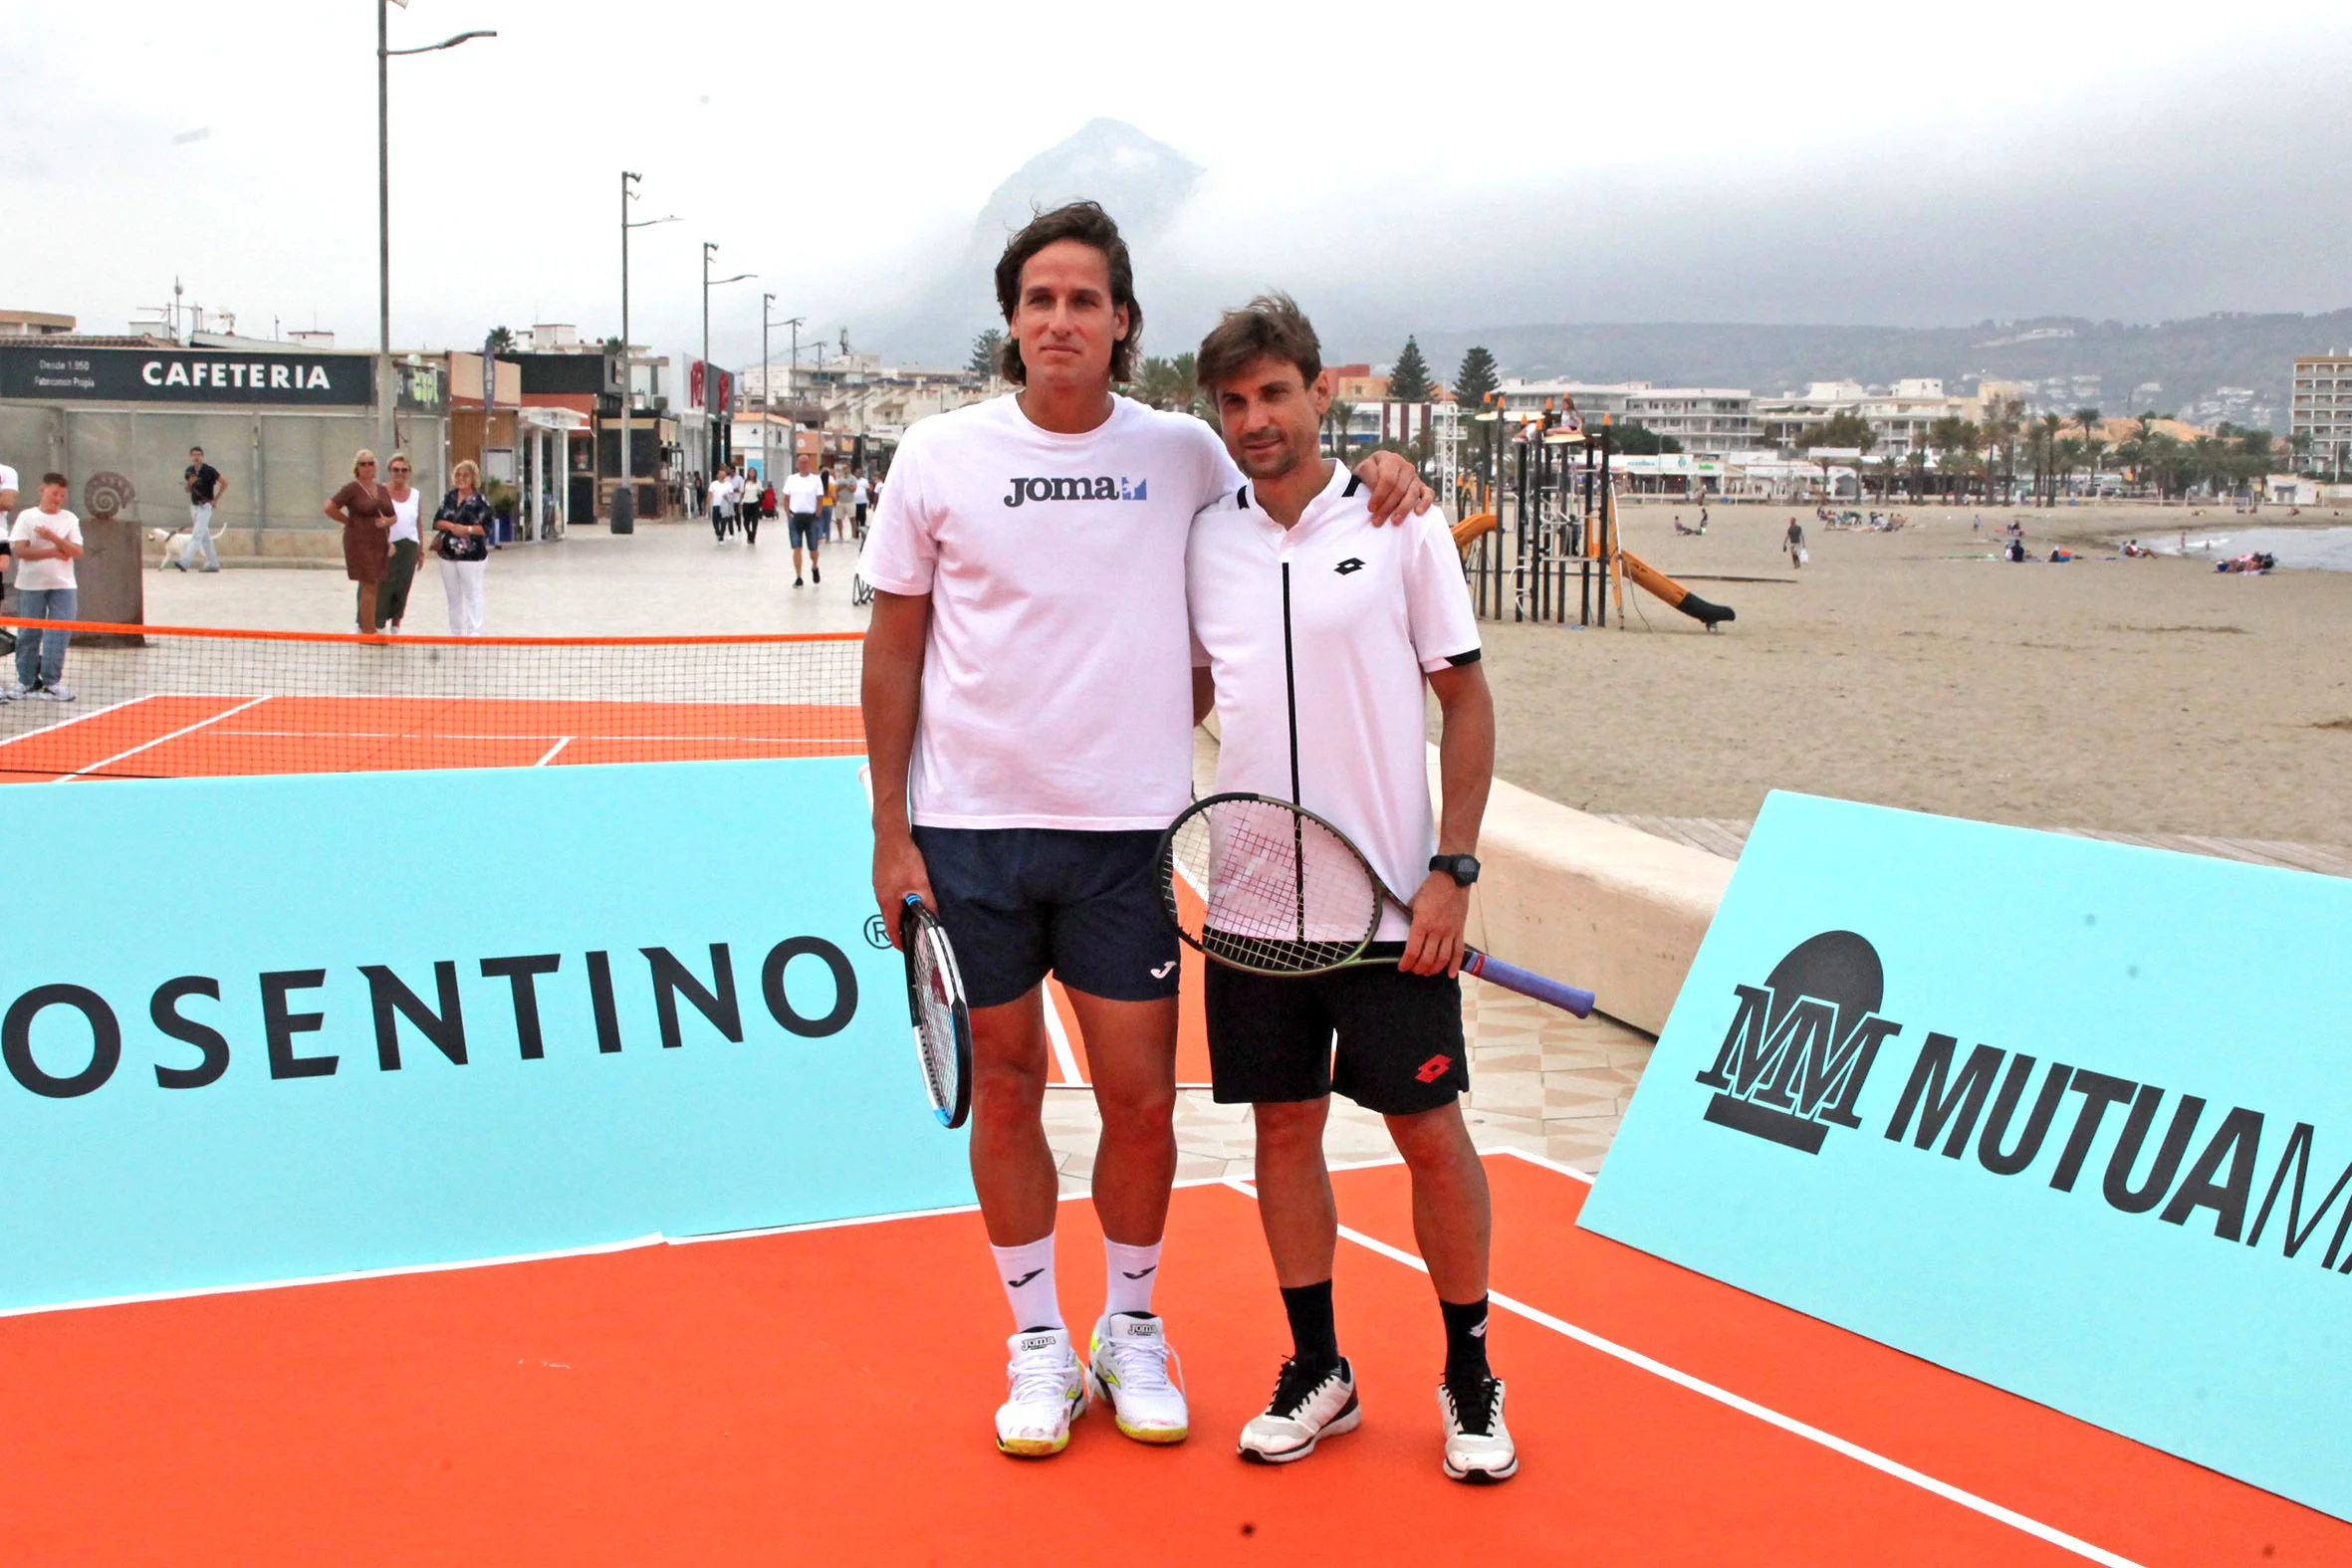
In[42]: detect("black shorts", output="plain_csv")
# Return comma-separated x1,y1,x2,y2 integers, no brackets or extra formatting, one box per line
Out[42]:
1205,948,1467,1116
911,826,1181,1009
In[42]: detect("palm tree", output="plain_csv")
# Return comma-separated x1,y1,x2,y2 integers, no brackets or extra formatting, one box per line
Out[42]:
1977,394,2023,503
2034,413,2066,505
2074,406,2103,499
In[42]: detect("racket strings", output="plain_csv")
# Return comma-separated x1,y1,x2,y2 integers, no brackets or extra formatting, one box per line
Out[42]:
1165,798,1381,975
908,926,961,1112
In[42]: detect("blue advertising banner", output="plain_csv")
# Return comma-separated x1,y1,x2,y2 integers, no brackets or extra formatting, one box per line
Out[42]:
0,758,965,1313
1579,791,2352,1522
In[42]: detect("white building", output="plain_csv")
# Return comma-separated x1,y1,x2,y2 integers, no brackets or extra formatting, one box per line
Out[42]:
1754,378,1980,457
1499,380,1757,453
2291,353,2352,478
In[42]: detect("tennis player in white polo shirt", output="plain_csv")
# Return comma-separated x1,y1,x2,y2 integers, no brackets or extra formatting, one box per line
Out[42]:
858,208,1431,1459
1186,295,1516,1483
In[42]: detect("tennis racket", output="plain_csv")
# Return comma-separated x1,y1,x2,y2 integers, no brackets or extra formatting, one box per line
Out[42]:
900,894,972,1128
1157,792,1595,1017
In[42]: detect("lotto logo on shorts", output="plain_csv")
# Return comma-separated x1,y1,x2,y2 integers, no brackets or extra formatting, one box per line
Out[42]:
1415,1054,1454,1083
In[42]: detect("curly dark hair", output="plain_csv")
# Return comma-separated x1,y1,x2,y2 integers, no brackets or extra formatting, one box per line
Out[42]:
993,201,1141,385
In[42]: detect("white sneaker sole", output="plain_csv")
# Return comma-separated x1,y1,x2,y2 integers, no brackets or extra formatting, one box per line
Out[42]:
1085,1365,1189,1445
1444,1448,1519,1484
996,1385,1087,1458
1238,1398,1360,1464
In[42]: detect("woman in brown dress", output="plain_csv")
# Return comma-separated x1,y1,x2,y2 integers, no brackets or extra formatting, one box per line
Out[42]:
324,449,394,632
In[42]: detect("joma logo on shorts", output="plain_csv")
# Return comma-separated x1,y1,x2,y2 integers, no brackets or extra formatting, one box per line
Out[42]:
1002,475,1148,507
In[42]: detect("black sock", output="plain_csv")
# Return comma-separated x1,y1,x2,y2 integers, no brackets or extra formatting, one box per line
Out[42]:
1440,1295,1492,1385
1280,1280,1339,1373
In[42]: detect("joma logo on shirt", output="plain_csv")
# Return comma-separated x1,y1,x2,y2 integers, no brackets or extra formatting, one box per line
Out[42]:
1002,475,1148,507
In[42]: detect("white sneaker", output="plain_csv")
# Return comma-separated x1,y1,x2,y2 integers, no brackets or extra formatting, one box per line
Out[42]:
995,1327,1086,1458
1439,1375,1517,1484
7,685,32,700
1086,1313,1188,1445
1237,1357,1359,1464
31,686,73,702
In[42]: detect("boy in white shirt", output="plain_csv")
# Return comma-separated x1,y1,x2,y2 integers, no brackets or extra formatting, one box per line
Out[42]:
10,473,87,701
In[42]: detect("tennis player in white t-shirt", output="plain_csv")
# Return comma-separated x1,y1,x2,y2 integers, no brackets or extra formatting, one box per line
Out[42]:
859,203,1430,1459
1186,295,1516,1484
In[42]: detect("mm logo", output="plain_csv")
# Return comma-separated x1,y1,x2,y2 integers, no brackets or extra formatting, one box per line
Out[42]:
1002,475,1148,508
1695,931,1901,1154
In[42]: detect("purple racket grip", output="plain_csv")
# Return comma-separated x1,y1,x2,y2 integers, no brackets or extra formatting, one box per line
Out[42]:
1462,950,1595,1017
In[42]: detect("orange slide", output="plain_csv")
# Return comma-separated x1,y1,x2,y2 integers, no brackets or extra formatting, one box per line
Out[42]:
1618,547,1736,628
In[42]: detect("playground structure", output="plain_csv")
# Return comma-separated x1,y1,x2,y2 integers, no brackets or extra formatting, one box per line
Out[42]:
1454,408,1736,631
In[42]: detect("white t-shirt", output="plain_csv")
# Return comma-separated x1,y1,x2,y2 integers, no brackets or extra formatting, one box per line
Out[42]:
10,508,85,592
1188,464,1482,938
851,477,871,506
707,477,729,511
858,392,1241,830
0,464,18,502
386,488,421,545
782,472,824,515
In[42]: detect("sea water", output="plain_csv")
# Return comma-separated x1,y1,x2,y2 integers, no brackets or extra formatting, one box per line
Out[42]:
2149,526,2352,571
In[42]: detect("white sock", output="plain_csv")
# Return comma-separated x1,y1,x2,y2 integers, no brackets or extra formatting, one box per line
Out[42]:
990,1235,1062,1332
1103,1237,1163,1318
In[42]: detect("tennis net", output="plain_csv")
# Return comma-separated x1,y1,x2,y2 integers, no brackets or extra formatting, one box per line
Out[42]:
0,619,865,783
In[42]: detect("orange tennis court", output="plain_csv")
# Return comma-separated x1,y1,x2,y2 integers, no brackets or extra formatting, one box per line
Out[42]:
3,1151,2341,1564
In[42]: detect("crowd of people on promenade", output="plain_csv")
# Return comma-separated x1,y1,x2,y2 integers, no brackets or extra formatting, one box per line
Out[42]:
702,455,874,589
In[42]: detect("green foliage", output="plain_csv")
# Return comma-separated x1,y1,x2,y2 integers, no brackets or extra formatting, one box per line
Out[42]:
1128,354,1204,417
1795,410,1877,452
1453,346,1499,412
1388,337,1433,403
485,326,516,353
968,329,1005,380
1608,421,1683,455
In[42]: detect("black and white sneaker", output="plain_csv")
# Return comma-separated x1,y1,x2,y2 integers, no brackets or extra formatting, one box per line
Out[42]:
1439,1375,1517,1483
1237,1356,1358,1464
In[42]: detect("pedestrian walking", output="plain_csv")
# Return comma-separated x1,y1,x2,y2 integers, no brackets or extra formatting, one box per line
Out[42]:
783,451,824,587
176,445,225,571
434,459,494,636
9,472,85,701
708,466,733,541
821,466,839,542
377,452,423,632
850,466,871,539
325,450,394,633
753,478,775,545
1784,516,1807,569
0,458,18,613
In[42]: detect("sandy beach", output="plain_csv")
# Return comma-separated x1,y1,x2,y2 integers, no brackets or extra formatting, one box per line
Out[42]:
1474,501,2352,850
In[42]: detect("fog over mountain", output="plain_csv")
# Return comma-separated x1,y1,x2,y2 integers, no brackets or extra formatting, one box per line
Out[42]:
869,109,2352,428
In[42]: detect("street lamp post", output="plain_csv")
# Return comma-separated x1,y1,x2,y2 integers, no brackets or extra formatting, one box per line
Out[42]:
615,172,677,533
768,310,804,488
377,4,494,466
700,242,754,489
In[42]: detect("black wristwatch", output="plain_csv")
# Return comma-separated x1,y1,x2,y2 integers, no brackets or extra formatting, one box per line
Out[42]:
1430,854,1481,887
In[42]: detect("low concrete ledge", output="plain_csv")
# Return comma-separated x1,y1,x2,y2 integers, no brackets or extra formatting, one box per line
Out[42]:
1456,760,1733,1036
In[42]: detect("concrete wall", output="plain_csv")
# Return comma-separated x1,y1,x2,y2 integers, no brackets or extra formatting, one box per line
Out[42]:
0,404,446,561
1436,751,1732,1037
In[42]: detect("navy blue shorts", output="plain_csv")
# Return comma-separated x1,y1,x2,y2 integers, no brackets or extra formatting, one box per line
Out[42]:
911,826,1180,1009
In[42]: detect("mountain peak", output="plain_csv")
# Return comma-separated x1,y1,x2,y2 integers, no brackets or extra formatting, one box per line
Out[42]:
968,118,1203,259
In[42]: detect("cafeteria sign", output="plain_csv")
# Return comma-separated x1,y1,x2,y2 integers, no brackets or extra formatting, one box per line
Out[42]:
0,345,374,406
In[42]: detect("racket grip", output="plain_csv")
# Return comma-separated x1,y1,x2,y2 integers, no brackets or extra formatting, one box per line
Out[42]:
1462,950,1595,1017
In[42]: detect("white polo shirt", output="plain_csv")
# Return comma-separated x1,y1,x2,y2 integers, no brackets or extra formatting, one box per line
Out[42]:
858,392,1240,830
1188,462,1481,938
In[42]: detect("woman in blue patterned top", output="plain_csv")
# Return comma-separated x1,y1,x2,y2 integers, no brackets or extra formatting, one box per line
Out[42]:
433,459,495,636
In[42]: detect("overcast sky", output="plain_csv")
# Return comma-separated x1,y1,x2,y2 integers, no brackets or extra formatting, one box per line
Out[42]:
9,0,2351,367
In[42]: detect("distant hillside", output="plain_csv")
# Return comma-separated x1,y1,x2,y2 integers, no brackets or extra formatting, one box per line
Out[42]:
1406,312,2352,430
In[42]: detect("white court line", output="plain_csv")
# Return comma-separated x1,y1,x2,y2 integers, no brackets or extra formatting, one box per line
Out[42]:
1040,983,1084,1084
0,693,151,752
1493,1143,1597,1184
0,1232,667,1321
58,694,272,782
1222,1176,2145,1568
534,737,572,767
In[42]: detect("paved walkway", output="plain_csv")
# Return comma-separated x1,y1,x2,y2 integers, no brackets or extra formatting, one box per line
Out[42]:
142,517,872,637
